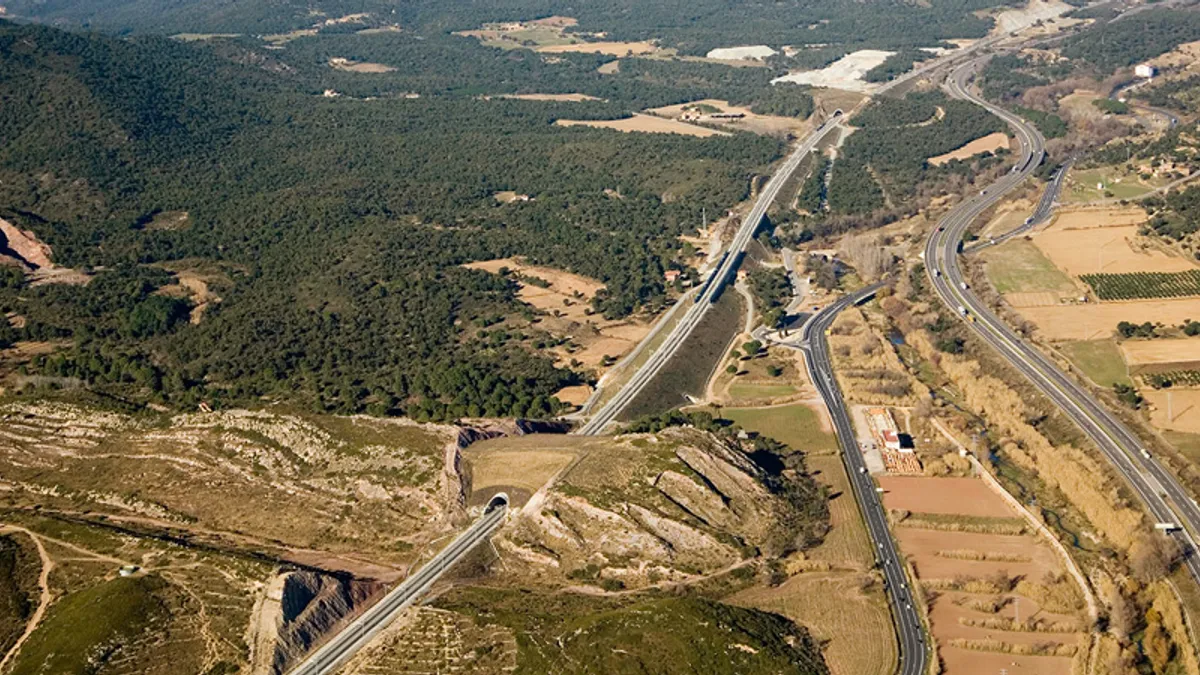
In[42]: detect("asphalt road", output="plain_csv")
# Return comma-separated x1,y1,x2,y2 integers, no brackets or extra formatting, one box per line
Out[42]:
287,496,510,675
925,59,1200,586
964,156,1071,254
577,113,845,435
798,284,930,675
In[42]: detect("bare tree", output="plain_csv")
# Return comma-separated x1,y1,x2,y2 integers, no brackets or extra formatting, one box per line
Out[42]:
839,233,894,281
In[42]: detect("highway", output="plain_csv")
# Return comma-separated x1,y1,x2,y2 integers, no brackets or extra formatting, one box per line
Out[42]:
964,156,1071,254
287,495,510,675
925,58,1200,586
577,113,845,435
799,284,929,675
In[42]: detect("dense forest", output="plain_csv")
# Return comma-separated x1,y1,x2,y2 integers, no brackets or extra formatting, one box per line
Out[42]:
826,91,1006,214
0,20,783,418
1059,8,1200,74
4,0,1025,54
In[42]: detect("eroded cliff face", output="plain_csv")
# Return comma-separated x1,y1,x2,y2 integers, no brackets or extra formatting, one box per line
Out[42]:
255,570,383,675
502,427,827,589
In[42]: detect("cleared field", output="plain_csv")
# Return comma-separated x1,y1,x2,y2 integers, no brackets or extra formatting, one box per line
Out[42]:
1004,291,1063,307
537,41,658,55
721,402,838,453
646,99,810,136
1018,299,1200,340
500,93,602,102
1059,340,1130,387
982,239,1076,294
727,572,897,675
1146,389,1200,433
927,132,1010,166
555,114,728,137
897,529,1059,580
879,476,1016,518
883,477,1084,675
1044,206,1149,230
1121,339,1200,368
328,57,395,73
1034,225,1197,277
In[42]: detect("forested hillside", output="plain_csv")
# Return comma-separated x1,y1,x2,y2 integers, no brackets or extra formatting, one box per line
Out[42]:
0,20,780,418
5,0,1021,53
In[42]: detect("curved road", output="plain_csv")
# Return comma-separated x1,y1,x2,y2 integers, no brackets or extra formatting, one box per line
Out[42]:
578,114,845,435
800,284,929,675
288,496,510,675
925,59,1200,585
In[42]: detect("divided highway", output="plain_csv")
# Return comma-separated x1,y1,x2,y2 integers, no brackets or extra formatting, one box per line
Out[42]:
800,285,929,675
288,495,510,675
578,113,845,435
925,59,1200,585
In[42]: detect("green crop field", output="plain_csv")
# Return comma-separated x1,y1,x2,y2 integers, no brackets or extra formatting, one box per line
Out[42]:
1059,340,1130,387
722,402,838,453
981,239,1077,294
1080,270,1200,300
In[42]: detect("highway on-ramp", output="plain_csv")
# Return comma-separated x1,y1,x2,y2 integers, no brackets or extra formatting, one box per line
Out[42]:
287,495,510,675
925,58,1200,586
577,113,845,435
799,284,930,675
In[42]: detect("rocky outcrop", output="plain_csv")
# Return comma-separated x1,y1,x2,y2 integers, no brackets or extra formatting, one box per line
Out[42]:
626,503,740,569
504,427,826,587
654,470,737,531
268,570,383,675
674,443,777,545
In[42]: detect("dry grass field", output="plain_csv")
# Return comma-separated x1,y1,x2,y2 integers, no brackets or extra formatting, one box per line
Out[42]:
462,436,581,506
1046,206,1150,230
1018,299,1200,340
806,453,875,566
1033,225,1198,277
728,572,897,675
554,114,729,137
727,448,895,675
927,132,1010,166
1120,339,1200,369
880,476,1086,675
1146,389,1200,433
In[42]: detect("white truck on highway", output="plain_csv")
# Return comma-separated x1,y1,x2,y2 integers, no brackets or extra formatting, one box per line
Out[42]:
1155,522,1180,532
1140,448,1152,459
957,305,968,316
